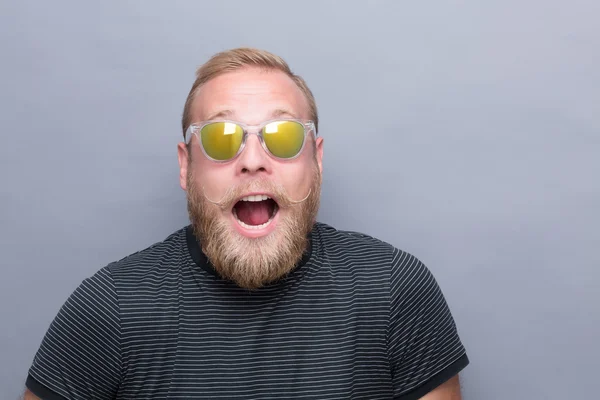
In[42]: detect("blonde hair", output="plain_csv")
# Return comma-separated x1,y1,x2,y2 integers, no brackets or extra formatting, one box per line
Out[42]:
181,47,319,138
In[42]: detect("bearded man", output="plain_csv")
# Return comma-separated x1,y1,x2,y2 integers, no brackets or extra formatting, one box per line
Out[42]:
24,48,469,400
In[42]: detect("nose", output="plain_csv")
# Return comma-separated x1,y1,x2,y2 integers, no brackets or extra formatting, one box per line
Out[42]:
236,133,272,176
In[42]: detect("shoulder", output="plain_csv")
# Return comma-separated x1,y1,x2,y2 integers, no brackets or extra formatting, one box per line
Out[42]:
316,222,415,264
59,227,186,308
314,221,397,255
102,226,187,280
314,222,433,283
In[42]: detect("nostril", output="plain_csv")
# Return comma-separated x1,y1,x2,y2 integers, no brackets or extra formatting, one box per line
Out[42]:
241,166,266,174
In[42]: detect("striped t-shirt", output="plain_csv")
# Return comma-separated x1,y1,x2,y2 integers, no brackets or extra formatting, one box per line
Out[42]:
27,222,469,399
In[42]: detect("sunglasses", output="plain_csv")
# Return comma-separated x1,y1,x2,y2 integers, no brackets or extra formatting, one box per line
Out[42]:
185,119,317,162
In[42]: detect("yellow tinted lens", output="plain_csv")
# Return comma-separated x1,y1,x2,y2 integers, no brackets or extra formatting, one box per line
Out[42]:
262,121,305,158
200,122,243,161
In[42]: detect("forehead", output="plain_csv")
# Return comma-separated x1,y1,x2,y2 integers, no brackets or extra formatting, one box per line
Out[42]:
191,67,310,123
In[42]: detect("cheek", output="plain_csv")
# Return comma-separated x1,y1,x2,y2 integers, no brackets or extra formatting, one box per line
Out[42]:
190,161,233,198
280,164,314,196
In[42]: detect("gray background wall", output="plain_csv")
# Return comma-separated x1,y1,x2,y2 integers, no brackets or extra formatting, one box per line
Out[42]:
1,0,598,398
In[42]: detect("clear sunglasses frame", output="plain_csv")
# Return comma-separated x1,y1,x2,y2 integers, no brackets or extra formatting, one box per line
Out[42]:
184,119,317,162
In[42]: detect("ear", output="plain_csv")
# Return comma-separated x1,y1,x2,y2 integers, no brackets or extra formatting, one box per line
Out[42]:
315,136,324,175
177,142,190,191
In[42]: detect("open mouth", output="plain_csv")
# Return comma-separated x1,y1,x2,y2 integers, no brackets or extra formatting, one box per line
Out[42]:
232,194,279,230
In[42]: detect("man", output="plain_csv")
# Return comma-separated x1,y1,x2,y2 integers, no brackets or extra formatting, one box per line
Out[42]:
24,48,469,399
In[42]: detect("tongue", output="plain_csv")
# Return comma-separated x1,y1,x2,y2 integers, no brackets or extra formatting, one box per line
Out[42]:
235,200,272,226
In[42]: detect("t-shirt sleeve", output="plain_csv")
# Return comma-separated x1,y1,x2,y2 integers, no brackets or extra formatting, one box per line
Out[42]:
388,249,469,399
26,267,121,400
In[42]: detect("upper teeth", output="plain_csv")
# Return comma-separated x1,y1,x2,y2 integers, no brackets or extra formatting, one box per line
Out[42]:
240,194,270,202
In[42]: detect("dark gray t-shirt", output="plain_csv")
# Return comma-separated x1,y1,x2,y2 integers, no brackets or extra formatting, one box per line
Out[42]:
27,222,469,399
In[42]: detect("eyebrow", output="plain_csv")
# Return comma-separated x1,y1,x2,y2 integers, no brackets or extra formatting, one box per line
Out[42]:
271,108,299,119
204,108,299,122
205,109,234,121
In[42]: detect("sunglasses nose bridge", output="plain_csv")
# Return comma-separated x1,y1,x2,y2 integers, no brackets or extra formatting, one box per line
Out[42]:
244,127,269,153
234,129,272,173
244,124,263,136
243,125,267,146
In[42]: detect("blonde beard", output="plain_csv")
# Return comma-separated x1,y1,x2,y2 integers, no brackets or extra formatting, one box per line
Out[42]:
186,165,321,290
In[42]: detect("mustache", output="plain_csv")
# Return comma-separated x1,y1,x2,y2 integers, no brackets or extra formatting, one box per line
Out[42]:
201,179,311,211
